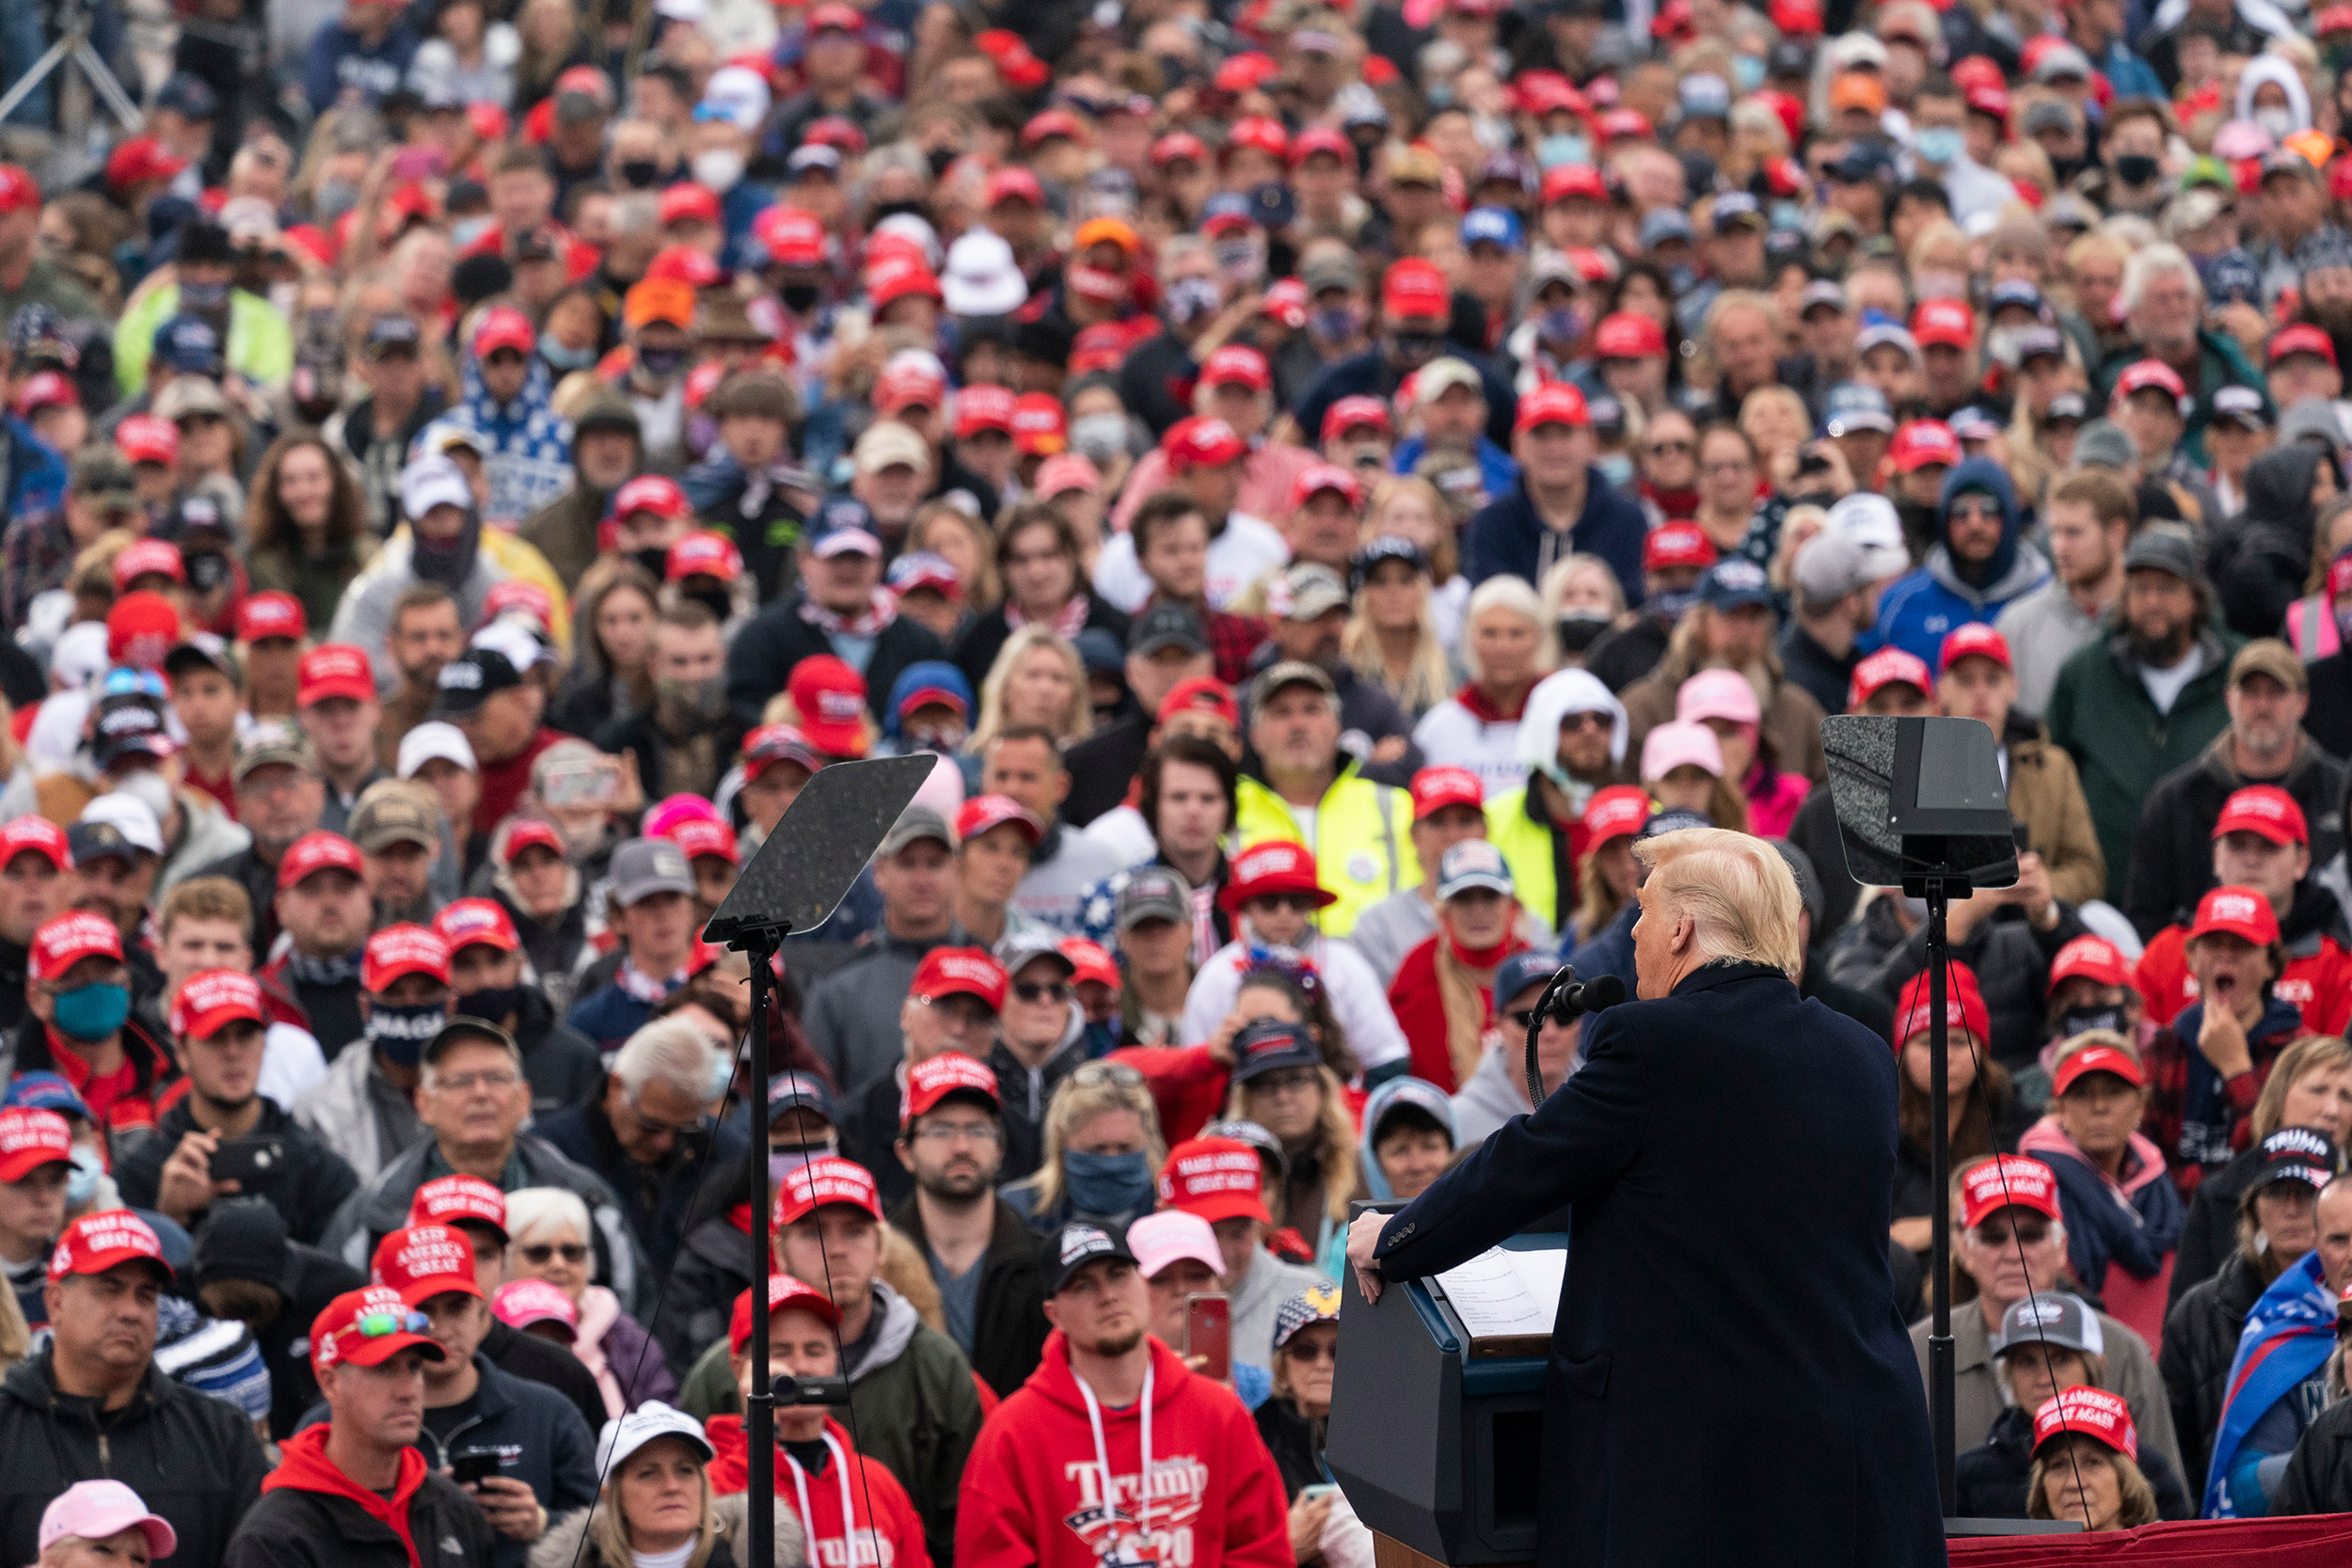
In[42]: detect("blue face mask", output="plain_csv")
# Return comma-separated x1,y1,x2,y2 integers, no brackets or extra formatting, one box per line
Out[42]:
1311,306,1359,341
1651,586,1699,623
365,1001,450,1067
770,1143,836,1187
539,334,596,372
66,1148,100,1208
452,217,493,251
1541,306,1584,343
1537,134,1591,171
1597,452,1635,488
1733,55,1765,92
51,983,129,1044
1915,127,1964,167
1770,200,1806,231
1062,1149,1155,1218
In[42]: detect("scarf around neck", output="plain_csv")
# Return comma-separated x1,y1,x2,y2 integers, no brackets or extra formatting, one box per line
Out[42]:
799,589,897,639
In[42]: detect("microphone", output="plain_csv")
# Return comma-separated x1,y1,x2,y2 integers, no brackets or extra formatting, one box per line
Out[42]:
1522,965,1626,1108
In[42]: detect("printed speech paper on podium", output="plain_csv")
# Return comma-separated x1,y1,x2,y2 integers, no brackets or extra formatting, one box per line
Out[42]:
1433,1247,1565,1341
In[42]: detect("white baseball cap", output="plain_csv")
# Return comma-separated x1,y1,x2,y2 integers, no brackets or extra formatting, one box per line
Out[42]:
397,721,478,781
52,622,112,691
595,1400,714,1479
698,66,771,134
399,455,472,522
80,792,165,856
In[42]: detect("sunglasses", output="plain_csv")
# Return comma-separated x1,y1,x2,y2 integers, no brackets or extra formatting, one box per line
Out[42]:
1645,439,1693,455
1248,893,1323,913
1948,498,2002,521
519,1243,590,1265
1281,1337,1337,1363
1504,1008,1543,1030
1559,710,1612,733
1969,1222,2049,1248
1072,1061,1143,1088
1013,980,1072,1004
352,1307,430,1338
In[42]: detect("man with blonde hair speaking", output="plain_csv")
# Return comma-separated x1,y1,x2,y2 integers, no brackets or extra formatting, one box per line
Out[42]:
1345,828,1943,1566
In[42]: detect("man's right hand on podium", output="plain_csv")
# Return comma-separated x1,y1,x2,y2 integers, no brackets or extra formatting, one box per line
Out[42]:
1345,1211,1386,1305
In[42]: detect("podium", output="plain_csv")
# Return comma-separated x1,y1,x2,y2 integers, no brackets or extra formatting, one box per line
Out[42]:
1327,1222,1566,1568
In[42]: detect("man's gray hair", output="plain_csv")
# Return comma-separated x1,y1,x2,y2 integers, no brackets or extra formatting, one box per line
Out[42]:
612,1017,718,1104
2121,243,2203,317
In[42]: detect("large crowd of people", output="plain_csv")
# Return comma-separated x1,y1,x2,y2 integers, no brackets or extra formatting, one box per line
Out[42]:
10,0,2352,1552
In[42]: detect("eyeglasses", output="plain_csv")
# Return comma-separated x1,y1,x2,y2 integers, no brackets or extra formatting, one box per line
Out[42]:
1282,1336,1337,1363
351,1307,431,1338
1645,439,1693,456
1248,893,1323,913
519,1243,590,1265
1071,1061,1144,1088
1250,1069,1322,1098
911,1121,1004,1146
1701,459,1755,476
629,1102,712,1140
435,1069,520,1094
1948,499,2002,522
1013,981,1073,1004
1559,711,1611,733
915,995,994,1030
1969,1221,2050,1248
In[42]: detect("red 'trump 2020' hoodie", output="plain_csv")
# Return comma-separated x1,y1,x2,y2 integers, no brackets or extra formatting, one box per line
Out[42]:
707,1414,932,1568
955,1333,1290,1568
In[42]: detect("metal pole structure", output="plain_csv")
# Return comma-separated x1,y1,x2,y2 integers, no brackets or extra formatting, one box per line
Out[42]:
1926,888,1955,1516
744,929,778,1568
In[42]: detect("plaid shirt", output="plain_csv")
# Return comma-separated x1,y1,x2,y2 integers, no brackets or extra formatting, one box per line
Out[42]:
1203,608,1268,687
2138,1000,2305,1196
0,505,73,628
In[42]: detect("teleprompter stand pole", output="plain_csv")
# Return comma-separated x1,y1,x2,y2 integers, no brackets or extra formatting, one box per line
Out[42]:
741,925,780,1568
1910,873,1962,1517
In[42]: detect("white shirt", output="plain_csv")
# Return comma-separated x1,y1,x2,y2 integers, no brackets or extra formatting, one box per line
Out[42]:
1092,512,1291,612
260,1021,328,1113
1180,936,1408,1078
2137,645,2206,716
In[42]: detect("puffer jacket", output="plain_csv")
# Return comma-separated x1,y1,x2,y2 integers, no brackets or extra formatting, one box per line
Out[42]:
2271,1387,2352,1515
0,1348,271,1568
1868,457,2053,672
2159,1247,2270,1490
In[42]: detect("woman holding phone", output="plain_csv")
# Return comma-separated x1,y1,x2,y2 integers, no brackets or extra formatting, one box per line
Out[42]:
1253,1285,1356,1566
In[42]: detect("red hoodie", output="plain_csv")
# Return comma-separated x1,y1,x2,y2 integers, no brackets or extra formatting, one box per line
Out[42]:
264,1424,430,1568
707,1415,932,1568
957,1332,1289,1568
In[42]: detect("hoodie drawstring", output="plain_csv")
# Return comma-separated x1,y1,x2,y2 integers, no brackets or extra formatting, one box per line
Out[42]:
783,1432,869,1567
1076,1361,1155,1540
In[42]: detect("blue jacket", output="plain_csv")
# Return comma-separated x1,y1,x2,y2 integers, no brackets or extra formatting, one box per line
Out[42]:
301,22,419,112
1463,472,1649,607
1372,962,1944,1568
1867,455,2050,669
1565,897,1637,990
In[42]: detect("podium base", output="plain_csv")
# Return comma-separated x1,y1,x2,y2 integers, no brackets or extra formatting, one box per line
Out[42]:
1946,1517,2083,1538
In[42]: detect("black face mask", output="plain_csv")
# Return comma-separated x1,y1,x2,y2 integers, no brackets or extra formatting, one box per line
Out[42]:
1387,330,1446,371
630,546,669,580
781,282,823,313
185,549,232,593
457,986,521,1025
687,585,731,622
1555,610,1612,653
638,345,688,378
926,146,957,178
869,199,926,226
2115,153,2160,187
2057,1005,2128,1038
619,160,664,190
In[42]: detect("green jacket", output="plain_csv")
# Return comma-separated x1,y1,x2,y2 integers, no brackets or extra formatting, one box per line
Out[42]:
2092,327,2265,467
0,258,103,328
676,1283,983,1568
2044,617,2241,904
115,283,294,394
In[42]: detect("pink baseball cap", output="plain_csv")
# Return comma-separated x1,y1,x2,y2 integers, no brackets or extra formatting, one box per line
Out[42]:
1674,669,1760,727
1640,720,1723,780
40,1481,177,1560
1126,1209,1226,1281
492,1278,580,1340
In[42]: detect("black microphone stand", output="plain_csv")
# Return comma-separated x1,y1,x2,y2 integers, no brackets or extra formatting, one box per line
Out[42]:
1907,870,1966,1516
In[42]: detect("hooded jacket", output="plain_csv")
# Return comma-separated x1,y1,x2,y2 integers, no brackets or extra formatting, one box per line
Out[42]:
453,354,574,528
1461,470,1649,610
955,1332,1290,1568
291,1034,417,1188
226,1427,494,1568
2233,55,2313,135
707,1416,930,1568
329,526,509,694
2122,725,2349,942
2020,1117,2185,1354
1359,1076,1460,1201
0,1015,179,1148
0,1347,272,1568
1870,457,2052,672
2210,446,2330,641
1479,671,1629,932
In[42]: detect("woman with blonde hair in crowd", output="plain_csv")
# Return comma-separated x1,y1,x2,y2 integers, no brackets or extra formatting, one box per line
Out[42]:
1639,720,1749,833
2025,1390,2162,1532
2169,1033,2352,1307
968,625,1092,755
532,1402,776,1568
906,501,1001,615
33,1482,178,1568
1361,476,1469,647
1739,386,1813,494
1540,552,1629,670
1003,1064,1168,1235
1343,536,1457,721
1410,577,1554,796
1224,1016,1364,1278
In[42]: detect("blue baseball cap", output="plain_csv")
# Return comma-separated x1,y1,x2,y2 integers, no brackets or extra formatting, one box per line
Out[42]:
1710,192,1764,233
1460,206,1526,252
767,1071,835,1126
1493,950,1563,1012
151,313,224,376
1823,382,1894,437
1677,72,1732,121
1637,208,1695,250
1985,280,2045,318
1201,191,1259,233
155,73,219,119
3,1071,92,1122
1639,807,1713,839
1698,557,1772,611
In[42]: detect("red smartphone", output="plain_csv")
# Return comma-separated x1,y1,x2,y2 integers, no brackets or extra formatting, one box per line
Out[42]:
1183,1293,1231,1382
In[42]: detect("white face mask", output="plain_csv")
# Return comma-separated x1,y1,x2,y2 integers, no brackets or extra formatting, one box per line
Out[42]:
2256,106,2295,140
692,150,745,193
115,770,176,832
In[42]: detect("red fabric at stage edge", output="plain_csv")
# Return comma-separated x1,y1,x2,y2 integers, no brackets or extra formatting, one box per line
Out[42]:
1948,1512,2352,1563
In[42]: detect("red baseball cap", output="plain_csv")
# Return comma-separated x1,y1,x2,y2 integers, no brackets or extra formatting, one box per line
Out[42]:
1543,165,1610,205
1644,522,1717,572
656,183,722,229
2213,784,2308,847
310,1285,441,1373
1158,1136,1272,1225
785,656,867,757
107,592,181,670
169,968,265,1041
236,592,307,642
1889,420,1961,472
2113,358,2188,405
658,818,731,868
2052,1042,2145,1097
740,724,824,783
1964,84,2011,122
1163,416,1248,471
1320,396,1392,441
1893,959,1991,1046
1849,647,1935,708
0,816,71,873
104,136,185,193
501,818,565,864
1150,133,1208,167
278,831,364,891
372,1224,483,1305
2270,323,2338,367
361,923,453,994
2032,1386,2137,1462
0,165,40,215
866,255,944,309
1382,258,1451,320
297,643,375,707
0,1108,72,1184
876,357,947,415
2189,885,2280,945
612,473,691,523
956,795,1043,846
409,1174,508,1240
1228,117,1290,161
433,897,521,956
1937,623,2011,674
730,1274,839,1352
985,166,1047,208
1959,1154,2061,1227
1581,784,1654,846
775,1156,883,1226
1061,937,1120,991
483,580,552,629
29,912,123,983
1410,767,1484,820
1202,345,1272,392
2050,935,2129,989
954,385,1017,439
1911,299,1975,350
1515,383,1591,433
471,307,535,360
1158,676,1239,728
664,530,743,584
910,946,1009,1010
1218,839,1335,912
1595,311,1667,360
900,1053,1001,1128
755,206,826,267
49,1210,170,1283
112,540,184,591
1288,463,1362,511
1012,392,1068,456
12,371,78,420
116,414,179,467
1290,125,1353,167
